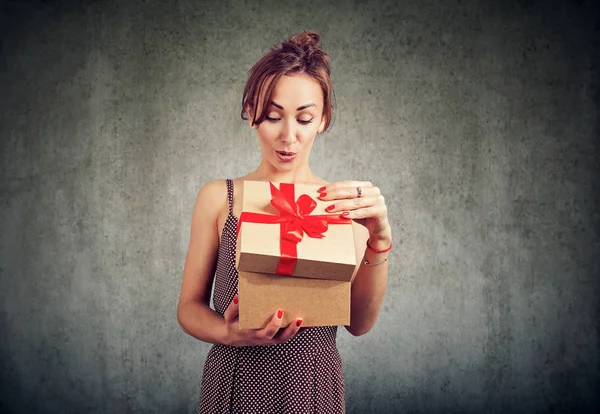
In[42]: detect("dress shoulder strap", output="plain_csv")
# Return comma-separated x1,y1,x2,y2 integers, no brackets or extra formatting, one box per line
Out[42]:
225,178,234,216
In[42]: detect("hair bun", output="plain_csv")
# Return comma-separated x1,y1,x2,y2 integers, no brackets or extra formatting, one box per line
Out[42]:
289,30,322,51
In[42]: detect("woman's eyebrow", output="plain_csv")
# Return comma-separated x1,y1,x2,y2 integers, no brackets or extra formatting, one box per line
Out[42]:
270,101,316,111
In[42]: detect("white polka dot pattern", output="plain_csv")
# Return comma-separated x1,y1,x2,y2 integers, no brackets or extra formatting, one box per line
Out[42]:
197,179,346,413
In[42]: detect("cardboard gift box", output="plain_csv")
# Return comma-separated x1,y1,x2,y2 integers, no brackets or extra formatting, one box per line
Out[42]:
235,180,357,329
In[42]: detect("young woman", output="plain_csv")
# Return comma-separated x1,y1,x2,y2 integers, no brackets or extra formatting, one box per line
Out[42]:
177,30,391,413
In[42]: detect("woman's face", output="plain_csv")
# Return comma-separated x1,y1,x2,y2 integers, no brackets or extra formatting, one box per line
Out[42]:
249,74,326,171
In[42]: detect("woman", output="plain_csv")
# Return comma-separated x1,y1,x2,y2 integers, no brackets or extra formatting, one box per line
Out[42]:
177,30,391,413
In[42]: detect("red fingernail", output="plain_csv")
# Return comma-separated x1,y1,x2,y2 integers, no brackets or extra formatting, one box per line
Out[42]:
318,186,326,192
233,295,238,305
296,318,303,327
277,309,283,319
326,204,335,211
319,192,327,198
340,212,350,218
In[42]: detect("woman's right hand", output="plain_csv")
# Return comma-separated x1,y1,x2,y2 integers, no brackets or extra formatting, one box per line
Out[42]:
222,296,304,347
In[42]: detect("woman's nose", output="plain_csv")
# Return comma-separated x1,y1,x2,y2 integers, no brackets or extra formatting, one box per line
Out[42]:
280,120,297,144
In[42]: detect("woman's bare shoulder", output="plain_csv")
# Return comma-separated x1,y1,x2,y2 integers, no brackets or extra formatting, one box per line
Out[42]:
194,179,228,213
197,178,227,196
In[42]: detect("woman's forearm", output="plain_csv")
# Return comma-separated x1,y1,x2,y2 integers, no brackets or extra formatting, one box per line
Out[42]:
177,301,230,345
346,236,390,336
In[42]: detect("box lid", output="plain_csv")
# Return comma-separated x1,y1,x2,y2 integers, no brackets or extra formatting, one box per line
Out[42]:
235,180,357,281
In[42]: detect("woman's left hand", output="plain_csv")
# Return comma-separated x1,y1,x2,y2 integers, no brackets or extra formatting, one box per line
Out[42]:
317,181,392,243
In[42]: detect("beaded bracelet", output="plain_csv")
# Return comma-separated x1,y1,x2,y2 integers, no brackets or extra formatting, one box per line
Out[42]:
366,239,392,253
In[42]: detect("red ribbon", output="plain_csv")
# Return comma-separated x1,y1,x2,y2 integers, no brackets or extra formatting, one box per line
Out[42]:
236,182,351,275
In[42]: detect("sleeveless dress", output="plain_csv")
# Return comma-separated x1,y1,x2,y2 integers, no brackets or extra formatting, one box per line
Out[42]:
197,179,346,414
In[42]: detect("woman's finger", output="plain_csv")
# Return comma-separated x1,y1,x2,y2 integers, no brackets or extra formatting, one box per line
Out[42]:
223,295,240,324
274,318,303,343
342,205,380,220
320,180,373,192
256,309,284,340
318,183,380,201
325,195,384,215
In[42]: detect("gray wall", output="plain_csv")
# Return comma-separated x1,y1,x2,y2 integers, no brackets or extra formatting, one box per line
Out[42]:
1,0,598,412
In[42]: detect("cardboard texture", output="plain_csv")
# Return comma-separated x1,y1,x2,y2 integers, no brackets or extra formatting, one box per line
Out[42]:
238,271,351,329
235,180,357,329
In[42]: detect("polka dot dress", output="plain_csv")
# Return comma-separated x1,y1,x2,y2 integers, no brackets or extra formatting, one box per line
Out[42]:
197,179,346,413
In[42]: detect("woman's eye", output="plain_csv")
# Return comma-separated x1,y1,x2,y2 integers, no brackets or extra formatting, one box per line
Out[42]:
265,116,314,125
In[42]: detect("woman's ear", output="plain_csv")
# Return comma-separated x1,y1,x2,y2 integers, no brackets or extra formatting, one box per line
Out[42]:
317,116,326,134
246,106,258,129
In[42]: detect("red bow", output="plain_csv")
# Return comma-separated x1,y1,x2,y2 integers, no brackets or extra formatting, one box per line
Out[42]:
269,182,333,242
236,182,351,275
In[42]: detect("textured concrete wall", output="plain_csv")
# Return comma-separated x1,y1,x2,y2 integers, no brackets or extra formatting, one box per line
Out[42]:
1,0,598,412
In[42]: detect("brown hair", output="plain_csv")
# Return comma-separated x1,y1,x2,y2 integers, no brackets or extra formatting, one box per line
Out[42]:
240,30,335,132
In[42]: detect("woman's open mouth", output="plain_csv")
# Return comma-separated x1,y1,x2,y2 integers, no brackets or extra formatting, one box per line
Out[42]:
276,151,297,162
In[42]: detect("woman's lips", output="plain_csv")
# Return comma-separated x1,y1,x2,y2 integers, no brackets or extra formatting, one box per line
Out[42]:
276,150,297,162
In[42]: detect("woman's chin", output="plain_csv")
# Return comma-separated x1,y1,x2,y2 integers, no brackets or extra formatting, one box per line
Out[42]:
275,163,295,172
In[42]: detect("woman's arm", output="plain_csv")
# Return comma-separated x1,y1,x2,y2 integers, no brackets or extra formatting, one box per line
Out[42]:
177,180,304,346
176,180,230,344
316,181,391,336
345,222,391,336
